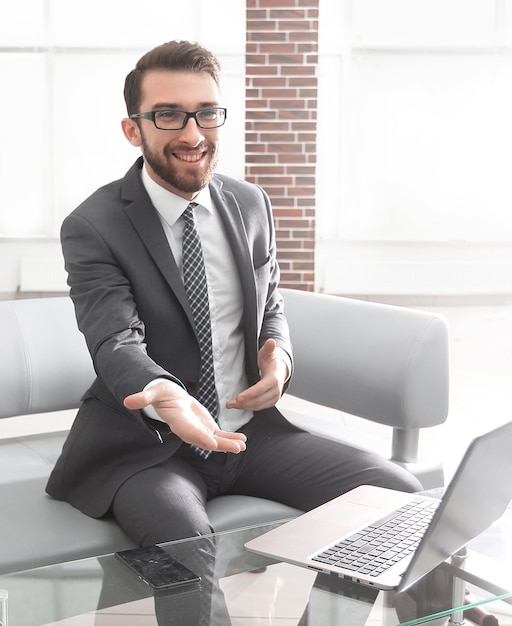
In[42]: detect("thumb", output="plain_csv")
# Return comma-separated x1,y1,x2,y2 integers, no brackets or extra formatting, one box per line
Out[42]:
258,338,277,372
124,390,152,411
260,337,277,357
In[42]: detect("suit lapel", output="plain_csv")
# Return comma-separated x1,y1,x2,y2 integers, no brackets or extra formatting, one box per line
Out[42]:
210,179,257,300
120,160,193,323
209,178,259,362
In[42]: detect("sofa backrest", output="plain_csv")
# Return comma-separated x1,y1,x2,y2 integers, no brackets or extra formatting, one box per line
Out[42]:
0,291,449,433
280,288,449,430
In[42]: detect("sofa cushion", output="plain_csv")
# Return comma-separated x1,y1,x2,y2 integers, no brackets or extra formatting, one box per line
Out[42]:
0,432,300,575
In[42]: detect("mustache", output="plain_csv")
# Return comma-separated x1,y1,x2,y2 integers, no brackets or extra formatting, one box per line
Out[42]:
163,143,213,157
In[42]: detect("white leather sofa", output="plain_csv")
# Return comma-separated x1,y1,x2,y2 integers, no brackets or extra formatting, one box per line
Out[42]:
0,288,449,574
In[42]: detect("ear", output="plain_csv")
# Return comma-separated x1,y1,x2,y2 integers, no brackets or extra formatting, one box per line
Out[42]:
121,117,142,147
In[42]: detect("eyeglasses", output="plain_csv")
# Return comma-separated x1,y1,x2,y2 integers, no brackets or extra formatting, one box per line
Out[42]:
129,107,227,130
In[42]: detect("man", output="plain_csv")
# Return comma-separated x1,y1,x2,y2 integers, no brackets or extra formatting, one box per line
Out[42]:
46,40,421,548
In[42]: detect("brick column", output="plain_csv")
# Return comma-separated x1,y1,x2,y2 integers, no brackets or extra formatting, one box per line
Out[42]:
246,0,319,291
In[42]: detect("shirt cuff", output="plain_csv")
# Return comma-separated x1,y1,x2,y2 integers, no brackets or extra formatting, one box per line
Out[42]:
275,346,292,382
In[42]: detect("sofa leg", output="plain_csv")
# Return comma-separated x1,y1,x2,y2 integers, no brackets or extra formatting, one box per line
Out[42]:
391,428,419,464
392,428,444,490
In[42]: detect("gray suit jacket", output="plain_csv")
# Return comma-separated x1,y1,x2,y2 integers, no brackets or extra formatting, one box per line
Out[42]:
46,157,294,517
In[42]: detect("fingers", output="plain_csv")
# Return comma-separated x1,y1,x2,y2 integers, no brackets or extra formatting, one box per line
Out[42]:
213,430,247,453
226,379,279,411
188,428,247,454
219,430,247,443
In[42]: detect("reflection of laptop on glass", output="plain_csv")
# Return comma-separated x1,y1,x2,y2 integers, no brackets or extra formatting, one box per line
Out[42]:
246,421,512,592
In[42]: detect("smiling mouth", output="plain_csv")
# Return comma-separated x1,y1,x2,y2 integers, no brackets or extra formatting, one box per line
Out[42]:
174,152,204,163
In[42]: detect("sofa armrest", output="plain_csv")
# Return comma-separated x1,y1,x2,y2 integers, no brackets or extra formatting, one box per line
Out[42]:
280,289,449,488
0,297,95,418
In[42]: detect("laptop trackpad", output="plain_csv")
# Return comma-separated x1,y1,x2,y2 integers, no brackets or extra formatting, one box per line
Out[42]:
312,500,383,528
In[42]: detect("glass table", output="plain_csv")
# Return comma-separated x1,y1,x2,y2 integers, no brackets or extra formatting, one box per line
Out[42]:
1,511,512,626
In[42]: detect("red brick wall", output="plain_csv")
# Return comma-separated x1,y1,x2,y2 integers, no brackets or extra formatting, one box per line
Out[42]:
246,0,319,291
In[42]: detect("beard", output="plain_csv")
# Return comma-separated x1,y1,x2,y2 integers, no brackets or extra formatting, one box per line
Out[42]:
140,133,219,195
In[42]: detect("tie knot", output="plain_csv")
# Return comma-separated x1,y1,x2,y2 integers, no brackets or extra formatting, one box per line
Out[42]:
183,202,198,226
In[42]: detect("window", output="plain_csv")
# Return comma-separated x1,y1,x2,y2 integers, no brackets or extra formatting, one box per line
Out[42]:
0,0,245,239
317,0,512,295
0,0,244,294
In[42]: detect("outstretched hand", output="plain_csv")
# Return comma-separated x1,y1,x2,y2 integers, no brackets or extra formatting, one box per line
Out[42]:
124,380,247,454
226,338,290,412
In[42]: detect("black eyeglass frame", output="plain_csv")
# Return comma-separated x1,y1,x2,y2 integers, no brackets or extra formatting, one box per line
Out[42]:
129,107,227,130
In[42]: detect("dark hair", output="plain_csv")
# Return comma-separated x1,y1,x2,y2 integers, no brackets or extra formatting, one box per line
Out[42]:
124,40,221,116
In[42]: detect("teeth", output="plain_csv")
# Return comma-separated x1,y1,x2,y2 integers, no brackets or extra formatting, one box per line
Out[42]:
177,153,202,162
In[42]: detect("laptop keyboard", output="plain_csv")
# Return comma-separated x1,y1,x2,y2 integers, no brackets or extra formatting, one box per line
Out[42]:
311,497,439,577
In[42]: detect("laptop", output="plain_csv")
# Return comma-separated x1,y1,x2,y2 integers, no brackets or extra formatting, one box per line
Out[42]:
245,420,512,592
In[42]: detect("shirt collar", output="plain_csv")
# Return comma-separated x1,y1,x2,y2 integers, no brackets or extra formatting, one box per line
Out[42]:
141,163,213,227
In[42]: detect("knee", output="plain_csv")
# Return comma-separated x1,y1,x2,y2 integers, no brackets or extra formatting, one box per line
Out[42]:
112,494,214,546
384,466,424,493
139,516,214,546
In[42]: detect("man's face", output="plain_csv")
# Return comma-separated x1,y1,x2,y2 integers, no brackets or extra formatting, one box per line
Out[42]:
125,69,222,199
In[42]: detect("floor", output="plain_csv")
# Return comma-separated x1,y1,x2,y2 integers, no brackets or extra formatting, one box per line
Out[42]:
3,301,512,624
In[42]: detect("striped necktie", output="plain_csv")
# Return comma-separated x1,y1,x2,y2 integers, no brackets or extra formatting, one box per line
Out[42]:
182,202,218,458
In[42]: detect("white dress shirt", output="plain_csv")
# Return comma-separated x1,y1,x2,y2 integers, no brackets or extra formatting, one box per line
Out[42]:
141,166,252,432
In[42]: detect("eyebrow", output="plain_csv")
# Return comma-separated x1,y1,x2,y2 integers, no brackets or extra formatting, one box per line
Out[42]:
149,101,220,110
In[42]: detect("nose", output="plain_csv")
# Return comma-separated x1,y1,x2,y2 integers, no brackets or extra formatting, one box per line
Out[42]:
177,116,205,144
